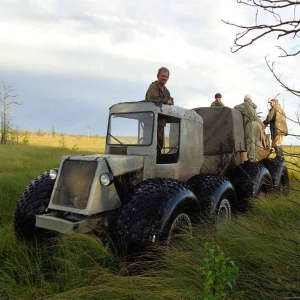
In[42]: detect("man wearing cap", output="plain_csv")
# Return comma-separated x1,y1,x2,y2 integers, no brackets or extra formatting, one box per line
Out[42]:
263,99,288,158
210,93,224,107
234,94,261,162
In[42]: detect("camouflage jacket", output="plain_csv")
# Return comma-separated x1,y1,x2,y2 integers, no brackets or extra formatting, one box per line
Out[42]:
145,81,174,105
264,104,288,136
210,100,224,107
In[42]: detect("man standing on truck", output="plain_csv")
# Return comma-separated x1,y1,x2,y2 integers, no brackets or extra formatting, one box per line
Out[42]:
263,99,288,158
145,67,174,154
145,67,174,105
234,94,261,162
244,94,269,151
210,93,224,107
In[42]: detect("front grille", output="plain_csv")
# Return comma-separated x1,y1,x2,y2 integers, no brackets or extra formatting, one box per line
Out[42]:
52,160,97,209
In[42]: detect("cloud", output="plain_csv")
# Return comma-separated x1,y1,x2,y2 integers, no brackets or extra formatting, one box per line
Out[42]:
0,0,299,144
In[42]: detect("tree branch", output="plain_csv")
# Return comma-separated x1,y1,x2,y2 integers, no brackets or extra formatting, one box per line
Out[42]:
265,56,300,97
222,0,300,56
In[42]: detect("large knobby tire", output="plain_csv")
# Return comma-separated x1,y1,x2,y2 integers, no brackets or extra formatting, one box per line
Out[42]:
260,157,289,195
186,173,237,225
14,171,55,241
228,161,272,204
114,178,199,257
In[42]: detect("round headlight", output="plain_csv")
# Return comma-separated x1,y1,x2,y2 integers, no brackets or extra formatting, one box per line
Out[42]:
100,173,114,186
49,169,58,180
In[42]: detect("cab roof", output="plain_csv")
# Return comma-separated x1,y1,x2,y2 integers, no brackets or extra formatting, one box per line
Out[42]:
109,101,202,122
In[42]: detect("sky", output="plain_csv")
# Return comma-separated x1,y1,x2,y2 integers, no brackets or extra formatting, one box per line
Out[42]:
0,0,299,145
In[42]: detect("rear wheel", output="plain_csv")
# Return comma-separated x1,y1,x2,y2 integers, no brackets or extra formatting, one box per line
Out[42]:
14,171,55,241
216,199,231,225
167,212,192,244
260,157,289,195
114,178,199,258
187,173,236,225
228,161,272,206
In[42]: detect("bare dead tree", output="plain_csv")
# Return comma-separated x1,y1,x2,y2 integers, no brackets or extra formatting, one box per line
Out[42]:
222,0,300,56
0,82,21,145
265,55,300,97
222,0,300,96
52,126,56,138
223,1,300,185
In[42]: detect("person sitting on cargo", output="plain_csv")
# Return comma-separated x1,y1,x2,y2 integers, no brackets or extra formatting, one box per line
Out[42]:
234,94,261,162
210,93,224,107
145,67,174,155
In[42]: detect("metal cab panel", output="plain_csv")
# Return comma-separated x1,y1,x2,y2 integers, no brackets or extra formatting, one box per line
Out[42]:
48,155,121,215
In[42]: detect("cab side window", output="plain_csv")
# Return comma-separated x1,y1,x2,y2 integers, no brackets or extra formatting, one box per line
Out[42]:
156,116,180,164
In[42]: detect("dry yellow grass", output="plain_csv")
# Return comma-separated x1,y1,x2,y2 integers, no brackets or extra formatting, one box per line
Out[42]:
26,132,106,153
14,131,300,158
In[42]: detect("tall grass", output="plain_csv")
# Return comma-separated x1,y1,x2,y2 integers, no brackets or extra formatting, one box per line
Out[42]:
0,144,97,225
1,197,299,299
0,133,103,224
0,139,299,299
218,196,300,299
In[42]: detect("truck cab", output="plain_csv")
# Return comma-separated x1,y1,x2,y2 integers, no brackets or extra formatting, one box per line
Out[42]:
106,101,203,181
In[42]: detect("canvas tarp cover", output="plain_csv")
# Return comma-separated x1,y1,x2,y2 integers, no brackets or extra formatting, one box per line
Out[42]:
193,107,246,154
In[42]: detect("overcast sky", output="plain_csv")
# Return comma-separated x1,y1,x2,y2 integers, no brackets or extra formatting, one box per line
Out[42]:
0,0,299,144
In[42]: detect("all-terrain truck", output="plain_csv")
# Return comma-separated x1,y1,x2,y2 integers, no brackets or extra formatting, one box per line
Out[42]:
14,101,289,255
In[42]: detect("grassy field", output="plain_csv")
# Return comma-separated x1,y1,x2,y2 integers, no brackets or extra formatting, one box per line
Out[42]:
23,132,107,153
0,135,300,299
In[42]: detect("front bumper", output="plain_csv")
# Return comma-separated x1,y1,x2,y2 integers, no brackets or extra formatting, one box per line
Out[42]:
36,214,101,234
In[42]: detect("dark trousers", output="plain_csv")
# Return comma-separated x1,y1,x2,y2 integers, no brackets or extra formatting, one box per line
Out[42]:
157,125,164,155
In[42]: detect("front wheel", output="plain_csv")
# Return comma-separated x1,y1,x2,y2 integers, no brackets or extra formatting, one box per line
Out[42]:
14,171,55,241
114,178,199,258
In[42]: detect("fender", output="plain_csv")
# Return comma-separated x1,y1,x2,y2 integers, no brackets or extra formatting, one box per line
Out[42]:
272,160,289,187
260,158,289,194
206,181,237,215
252,166,272,196
229,162,272,201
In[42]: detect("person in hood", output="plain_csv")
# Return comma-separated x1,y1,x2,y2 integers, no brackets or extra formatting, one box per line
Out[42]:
234,94,261,162
263,99,288,158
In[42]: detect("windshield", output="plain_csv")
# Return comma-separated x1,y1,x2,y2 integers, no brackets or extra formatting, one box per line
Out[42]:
107,112,154,145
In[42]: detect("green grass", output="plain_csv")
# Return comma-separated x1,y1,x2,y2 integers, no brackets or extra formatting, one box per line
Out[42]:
1,201,299,299
0,144,96,225
0,142,300,299
218,197,300,299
